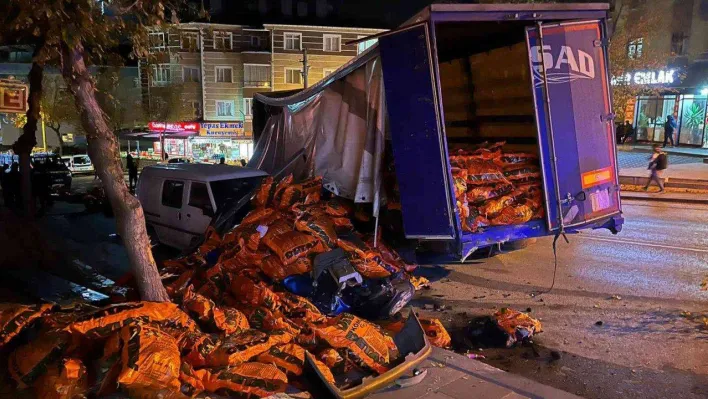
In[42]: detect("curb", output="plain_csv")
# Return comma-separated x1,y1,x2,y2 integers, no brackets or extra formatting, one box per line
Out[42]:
621,193,708,204
618,147,708,159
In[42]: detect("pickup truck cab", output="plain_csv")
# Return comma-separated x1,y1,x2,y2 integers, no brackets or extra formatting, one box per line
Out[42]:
137,163,268,250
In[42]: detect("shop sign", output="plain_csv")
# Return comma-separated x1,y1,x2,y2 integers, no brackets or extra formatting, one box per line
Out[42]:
148,121,199,132
611,69,676,86
199,122,247,138
0,82,28,113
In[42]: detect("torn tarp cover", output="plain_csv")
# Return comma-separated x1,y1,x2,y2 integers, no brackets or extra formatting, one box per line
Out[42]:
250,46,386,214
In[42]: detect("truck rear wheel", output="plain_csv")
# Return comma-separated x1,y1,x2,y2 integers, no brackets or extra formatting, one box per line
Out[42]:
502,238,537,251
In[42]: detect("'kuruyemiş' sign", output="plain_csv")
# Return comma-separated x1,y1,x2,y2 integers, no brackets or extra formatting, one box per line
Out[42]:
199,122,247,138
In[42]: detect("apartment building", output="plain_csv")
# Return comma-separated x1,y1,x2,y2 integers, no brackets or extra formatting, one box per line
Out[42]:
140,22,383,161
264,24,383,91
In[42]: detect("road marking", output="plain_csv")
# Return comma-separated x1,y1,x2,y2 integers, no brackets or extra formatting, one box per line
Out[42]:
577,234,708,254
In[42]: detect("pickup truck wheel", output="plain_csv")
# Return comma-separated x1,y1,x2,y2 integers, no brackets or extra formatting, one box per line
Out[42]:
501,238,537,251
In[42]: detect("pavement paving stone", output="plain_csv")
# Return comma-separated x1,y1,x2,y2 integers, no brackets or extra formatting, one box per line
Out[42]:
369,348,581,399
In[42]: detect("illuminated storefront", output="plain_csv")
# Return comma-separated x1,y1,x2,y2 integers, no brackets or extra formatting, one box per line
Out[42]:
615,65,708,147
148,121,254,163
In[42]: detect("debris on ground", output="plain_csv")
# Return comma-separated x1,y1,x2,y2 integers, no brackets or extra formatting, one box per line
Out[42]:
608,294,622,300
0,175,446,398
464,308,543,349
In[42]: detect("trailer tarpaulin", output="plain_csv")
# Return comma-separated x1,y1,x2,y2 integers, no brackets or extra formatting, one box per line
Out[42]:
251,48,386,213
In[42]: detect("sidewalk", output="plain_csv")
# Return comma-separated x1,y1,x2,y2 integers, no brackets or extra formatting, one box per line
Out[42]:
621,190,708,204
369,347,581,399
617,143,708,158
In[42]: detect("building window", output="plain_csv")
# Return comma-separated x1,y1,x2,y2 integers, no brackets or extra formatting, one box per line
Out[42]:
251,36,262,48
297,1,308,17
149,32,167,50
181,31,200,50
244,98,253,119
357,36,377,54
281,0,293,16
186,101,202,118
244,64,271,88
183,66,200,82
216,100,236,118
284,32,301,50
214,31,233,50
285,68,302,85
627,38,643,59
671,33,688,56
215,66,233,83
151,64,171,86
323,34,341,52
323,68,336,77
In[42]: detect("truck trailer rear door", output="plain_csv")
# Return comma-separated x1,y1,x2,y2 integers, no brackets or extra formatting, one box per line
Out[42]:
379,24,456,239
526,20,621,232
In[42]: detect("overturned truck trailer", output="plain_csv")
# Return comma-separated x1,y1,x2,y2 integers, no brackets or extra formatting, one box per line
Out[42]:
251,3,624,262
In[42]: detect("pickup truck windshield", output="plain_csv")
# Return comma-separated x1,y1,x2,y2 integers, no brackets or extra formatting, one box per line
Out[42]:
210,176,264,208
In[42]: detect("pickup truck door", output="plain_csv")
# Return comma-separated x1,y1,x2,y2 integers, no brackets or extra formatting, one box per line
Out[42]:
378,23,457,239
182,181,214,248
526,20,621,232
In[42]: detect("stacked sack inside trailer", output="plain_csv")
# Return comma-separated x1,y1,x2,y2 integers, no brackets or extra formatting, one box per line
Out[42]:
450,142,545,232
0,175,451,398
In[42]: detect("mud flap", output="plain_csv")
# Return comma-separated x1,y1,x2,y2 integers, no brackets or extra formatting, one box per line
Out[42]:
303,311,432,399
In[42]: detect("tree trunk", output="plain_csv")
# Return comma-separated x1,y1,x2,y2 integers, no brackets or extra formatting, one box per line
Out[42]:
61,41,169,302
12,60,44,216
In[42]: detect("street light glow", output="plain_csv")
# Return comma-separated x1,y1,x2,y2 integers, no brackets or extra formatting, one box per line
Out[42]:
701,87,708,96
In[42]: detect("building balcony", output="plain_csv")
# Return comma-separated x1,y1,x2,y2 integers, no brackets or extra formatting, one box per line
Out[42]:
244,80,271,88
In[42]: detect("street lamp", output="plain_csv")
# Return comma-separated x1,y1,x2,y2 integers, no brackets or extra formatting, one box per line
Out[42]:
700,87,708,96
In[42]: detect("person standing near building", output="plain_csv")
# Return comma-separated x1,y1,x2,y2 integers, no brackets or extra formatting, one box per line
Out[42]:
127,154,138,191
662,115,676,147
644,144,668,192
622,120,634,143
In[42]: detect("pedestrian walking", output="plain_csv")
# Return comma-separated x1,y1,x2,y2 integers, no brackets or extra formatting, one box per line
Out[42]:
644,144,668,192
127,154,138,191
219,157,226,165
615,122,625,144
662,115,676,147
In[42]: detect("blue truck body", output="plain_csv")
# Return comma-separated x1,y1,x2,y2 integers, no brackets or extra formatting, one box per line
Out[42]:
377,3,623,260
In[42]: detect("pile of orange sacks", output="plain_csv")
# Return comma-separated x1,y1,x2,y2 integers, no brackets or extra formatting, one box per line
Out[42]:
450,143,545,232
0,175,452,398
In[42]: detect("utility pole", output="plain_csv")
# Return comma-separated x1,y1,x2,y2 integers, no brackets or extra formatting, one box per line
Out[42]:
301,48,310,88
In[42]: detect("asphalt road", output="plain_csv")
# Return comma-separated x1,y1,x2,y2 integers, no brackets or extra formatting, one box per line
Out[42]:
413,199,708,399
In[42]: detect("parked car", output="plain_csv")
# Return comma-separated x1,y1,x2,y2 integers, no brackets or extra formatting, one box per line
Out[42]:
61,154,94,174
31,153,72,192
136,163,268,250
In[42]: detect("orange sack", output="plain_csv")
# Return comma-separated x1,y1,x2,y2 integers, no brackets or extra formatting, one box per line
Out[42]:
9,331,70,388
241,207,278,226
240,306,302,336
257,343,335,383
419,318,452,348
67,302,196,339
279,177,323,210
117,324,182,395
313,313,394,374
264,230,326,266
295,212,337,248
253,176,277,207
230,274,282,311
181,286,249,334
33,358,88,399
0,303,54,346
204,329,293,367
198,362,288,398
